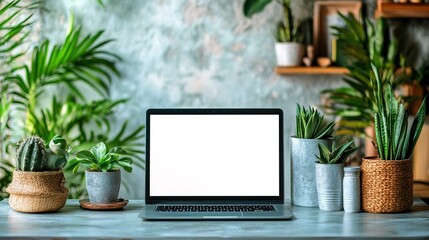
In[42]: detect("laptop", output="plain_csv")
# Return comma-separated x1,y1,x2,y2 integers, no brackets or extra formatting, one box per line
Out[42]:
139,108,292,220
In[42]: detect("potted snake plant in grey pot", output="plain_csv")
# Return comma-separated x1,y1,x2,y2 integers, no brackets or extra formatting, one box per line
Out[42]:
68,142,133,203
361,63,427,213
315,140,358,211
291,104,335,207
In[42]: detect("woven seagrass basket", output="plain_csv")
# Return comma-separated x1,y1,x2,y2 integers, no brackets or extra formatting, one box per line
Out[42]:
6,170,68,213
361,157,413,213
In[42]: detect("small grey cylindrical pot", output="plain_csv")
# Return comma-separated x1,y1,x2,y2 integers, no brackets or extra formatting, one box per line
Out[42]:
316,163,344,211
291,137,333,207
86,170,121,203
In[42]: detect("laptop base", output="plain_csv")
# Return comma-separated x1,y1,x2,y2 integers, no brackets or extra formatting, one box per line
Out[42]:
139,204,293,220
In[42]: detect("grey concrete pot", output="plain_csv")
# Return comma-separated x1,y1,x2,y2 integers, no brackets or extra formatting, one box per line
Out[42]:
86,170,121,203
315,163,344,211
291,137,333,207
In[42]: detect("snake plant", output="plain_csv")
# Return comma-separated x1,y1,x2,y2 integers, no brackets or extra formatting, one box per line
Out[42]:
316,140,358,164
243,0,303,43
295,104,335,139
322,13,407,138
371,63,427,160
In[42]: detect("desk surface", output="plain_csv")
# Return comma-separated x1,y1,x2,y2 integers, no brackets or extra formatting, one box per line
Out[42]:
0,199,428,239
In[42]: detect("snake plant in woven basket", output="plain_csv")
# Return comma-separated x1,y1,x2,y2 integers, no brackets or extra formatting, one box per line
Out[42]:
295,104,335,139
371,63,427,160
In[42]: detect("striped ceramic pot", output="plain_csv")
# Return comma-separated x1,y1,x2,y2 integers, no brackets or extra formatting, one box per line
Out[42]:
315,163,344,211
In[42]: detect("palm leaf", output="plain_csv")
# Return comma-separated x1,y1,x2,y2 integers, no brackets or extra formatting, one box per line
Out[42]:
243,0,272,18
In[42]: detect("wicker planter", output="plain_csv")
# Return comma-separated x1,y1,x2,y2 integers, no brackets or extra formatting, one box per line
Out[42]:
6,170,68,213
361,157,413,213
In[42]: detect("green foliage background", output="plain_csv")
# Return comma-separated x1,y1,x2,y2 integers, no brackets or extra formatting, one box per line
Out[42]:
0,0,145,200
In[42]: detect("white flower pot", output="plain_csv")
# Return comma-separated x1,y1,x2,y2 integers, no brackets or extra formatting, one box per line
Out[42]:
275,42,304,67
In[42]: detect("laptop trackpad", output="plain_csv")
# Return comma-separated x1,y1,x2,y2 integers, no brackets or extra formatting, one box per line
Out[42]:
200,212,243,218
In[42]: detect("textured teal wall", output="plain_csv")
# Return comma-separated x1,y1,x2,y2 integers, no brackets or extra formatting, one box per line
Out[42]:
39,0,348,199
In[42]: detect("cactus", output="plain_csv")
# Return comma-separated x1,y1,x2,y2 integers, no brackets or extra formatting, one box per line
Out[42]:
15,135,69,171
16,136,47,171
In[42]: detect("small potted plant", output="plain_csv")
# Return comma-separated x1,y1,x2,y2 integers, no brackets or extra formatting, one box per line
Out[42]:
243,0,304,66
6,135,69,213
362,63,427,213
315,140,358,212
68,142,132,203
291,104,335,207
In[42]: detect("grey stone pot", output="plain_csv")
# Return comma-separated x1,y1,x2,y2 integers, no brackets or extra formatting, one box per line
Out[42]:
86,170,121,203
315,163,344,211
291,137,333,207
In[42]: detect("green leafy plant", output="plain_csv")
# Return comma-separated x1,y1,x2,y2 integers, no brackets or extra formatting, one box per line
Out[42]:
69,142,133,173
296,104,335,139
316,140,358,164
0,0,36,199
244,0,303,43
322,13,406,138
0,1,145,199
371,63,427,160
16,135,68,171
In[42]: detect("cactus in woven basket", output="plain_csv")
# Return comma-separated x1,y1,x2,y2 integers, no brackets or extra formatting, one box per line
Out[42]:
16,135,69,171
16,136,47,171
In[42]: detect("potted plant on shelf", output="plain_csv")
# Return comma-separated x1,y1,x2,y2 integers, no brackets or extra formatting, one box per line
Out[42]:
315,140,358,212
322,13,408,157
291,104,335,207
243,0,304,66
6,135,69,213
361,63,427,213
68,142,133,204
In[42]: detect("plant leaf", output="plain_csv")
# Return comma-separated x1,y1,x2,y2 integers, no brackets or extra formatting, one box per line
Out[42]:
243,0,272,18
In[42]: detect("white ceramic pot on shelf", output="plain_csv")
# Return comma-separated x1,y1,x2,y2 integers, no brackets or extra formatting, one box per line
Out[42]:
275,42,304,67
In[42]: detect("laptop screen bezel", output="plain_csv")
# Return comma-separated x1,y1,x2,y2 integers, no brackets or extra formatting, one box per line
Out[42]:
145,108,284,204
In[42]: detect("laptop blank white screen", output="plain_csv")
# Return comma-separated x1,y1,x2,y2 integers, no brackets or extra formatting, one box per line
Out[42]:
149,114,280,197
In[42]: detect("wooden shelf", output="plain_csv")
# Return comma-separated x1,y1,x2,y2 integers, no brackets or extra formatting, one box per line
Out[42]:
276,66,349,75
376,1,429,18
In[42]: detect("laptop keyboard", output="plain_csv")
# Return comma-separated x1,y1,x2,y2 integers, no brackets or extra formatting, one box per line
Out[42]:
155,205,275,212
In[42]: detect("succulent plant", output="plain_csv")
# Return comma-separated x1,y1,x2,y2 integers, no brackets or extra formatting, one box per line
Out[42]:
45,135,69,170
16,136,47,171
316,140,358,164
69,142,133,173
296,104,335,139
15,135,69,171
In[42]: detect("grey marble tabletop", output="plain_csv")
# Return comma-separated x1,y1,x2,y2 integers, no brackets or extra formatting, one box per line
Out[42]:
0,199,428,239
